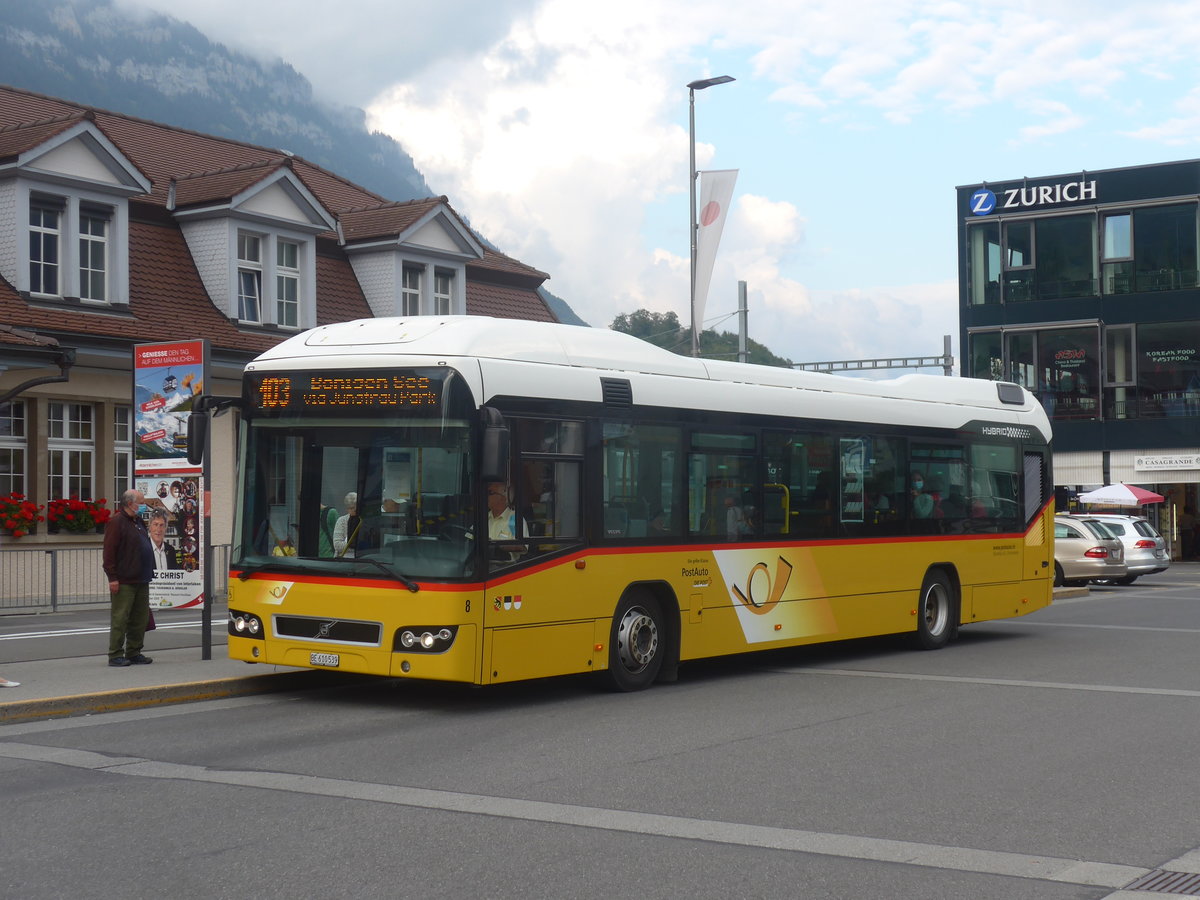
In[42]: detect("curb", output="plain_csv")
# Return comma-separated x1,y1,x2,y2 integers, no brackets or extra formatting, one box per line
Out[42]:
0,669,360,725
1053,586,1091,599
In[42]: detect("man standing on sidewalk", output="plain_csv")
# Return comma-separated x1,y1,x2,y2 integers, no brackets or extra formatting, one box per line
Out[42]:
102,488,154,667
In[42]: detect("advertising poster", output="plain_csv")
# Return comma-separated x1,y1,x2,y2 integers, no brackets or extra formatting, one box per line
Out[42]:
137,473,204,609
133,341,204,474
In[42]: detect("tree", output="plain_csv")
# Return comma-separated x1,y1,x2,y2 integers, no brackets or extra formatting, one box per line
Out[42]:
610,310,794,368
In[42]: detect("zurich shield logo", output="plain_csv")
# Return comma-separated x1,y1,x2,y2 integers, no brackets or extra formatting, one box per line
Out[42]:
970,189,996,216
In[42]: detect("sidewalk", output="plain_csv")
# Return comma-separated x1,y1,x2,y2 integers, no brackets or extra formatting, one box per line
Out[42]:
0,645,353,725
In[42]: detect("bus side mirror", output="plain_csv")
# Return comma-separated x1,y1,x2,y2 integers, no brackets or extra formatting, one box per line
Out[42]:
186,411,208,466
480,407,509,483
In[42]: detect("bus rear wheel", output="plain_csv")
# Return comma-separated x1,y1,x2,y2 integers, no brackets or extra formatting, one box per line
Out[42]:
608,591,664,691
915,570,955,650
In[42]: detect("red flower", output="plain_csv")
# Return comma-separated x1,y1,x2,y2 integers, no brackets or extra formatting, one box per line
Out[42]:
45,496,110,534
0,493,43,539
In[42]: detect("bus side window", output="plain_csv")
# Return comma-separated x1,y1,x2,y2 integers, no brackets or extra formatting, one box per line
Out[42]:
602,421,682,542
511,419,584,556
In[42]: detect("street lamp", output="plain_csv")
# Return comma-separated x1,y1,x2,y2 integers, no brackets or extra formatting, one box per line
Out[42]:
688,74,734,357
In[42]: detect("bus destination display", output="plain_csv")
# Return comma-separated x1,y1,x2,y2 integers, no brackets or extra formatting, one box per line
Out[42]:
252,372,440,411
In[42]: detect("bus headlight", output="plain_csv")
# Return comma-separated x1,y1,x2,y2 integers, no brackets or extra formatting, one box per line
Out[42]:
393,625,458,653
228,609,265,640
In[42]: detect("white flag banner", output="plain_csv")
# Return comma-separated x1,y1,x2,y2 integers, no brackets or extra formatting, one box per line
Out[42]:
693,168,738,336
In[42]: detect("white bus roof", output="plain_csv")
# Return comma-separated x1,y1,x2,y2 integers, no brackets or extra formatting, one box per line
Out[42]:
251,316,1051,440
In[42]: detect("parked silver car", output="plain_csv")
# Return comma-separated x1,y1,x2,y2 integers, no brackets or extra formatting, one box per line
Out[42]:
1070,513,1170,584
1053,515,1127,586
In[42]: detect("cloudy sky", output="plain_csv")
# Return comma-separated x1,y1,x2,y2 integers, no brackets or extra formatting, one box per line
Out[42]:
123,0,1200,369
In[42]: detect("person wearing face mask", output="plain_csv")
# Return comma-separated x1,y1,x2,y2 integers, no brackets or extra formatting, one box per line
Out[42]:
911,471,935,519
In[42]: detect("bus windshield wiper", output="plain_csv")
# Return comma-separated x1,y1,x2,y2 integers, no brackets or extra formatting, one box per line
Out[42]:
343,555,420,593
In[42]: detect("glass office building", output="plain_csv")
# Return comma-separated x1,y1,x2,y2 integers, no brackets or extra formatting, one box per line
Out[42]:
957,160,1200,553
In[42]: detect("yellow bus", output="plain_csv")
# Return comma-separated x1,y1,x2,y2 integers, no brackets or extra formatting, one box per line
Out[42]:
223,317,1054,691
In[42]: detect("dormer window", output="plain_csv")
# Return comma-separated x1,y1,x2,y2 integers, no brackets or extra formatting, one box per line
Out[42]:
173,166,330,331
80,207,110,302
276,239,300,328
2,121,145,307
26,195,118,303
229,228,308,328
434,270,454,315
402,266,421,316
237,231,263,323
339,199,479,318
29,200,61,295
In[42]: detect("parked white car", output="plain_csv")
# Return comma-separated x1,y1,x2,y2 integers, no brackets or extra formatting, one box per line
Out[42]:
1068,514,1170,584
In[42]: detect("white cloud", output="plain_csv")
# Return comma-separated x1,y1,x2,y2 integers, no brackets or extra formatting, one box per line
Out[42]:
122,0,1200,364
1013,99,1087,143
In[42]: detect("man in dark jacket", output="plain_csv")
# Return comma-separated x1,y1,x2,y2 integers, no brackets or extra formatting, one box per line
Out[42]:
102,488,154,667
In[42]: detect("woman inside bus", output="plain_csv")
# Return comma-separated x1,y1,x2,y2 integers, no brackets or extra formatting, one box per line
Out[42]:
911,471,935,518
333,492,360,558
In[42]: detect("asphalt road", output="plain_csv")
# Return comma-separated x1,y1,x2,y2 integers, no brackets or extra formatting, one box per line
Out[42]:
2,568,1199,899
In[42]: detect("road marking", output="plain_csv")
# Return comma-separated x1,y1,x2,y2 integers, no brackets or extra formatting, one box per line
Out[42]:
0,739,1152,889
1011,621,1200,634
0,621,218,640
783,667,1200,698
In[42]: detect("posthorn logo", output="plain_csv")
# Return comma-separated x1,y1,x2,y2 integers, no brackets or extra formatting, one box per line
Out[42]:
970,189,997,216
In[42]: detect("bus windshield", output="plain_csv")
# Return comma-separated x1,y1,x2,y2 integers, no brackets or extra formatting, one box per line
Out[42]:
235,367,478,581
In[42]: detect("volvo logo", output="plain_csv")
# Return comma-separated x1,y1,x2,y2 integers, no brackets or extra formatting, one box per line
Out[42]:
315,620,338,639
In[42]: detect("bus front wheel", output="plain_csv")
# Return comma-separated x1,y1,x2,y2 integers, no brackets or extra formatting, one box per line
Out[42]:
915,570,956,650
607,591,664,691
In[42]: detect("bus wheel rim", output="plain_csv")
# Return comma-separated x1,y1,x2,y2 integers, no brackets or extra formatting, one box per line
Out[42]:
617,607,658,672
924,583,948,633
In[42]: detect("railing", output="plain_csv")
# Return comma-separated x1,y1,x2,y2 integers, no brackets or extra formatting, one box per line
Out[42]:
0,545,230,613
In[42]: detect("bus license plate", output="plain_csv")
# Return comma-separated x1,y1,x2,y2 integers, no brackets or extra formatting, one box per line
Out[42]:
310,652,339,668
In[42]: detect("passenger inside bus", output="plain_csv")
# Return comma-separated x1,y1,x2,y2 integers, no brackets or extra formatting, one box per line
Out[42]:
911,472,935,519
333,492,360,557
486,482,527,560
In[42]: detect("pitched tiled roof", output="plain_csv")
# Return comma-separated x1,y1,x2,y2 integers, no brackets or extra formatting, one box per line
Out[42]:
170,160,290,210
467,281,555,322
315,249,373,325
337,197,447,243
0,85,386,213
0,83,557,355
470,247,550,284
0,112,90,162
0,322,62,348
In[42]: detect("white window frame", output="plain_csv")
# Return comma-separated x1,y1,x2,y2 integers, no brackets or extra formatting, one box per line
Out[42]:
237,231,263,323
29,199,62,296
276,238,300,328
79,207,111,302
229,226,312,329
433,270,453,315
17,183,129,305
47,401,95,501
402,266,422,316
113,404,132,503
0,400,28,498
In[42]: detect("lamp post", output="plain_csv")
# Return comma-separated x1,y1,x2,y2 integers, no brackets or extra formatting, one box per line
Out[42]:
688,74,734,357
